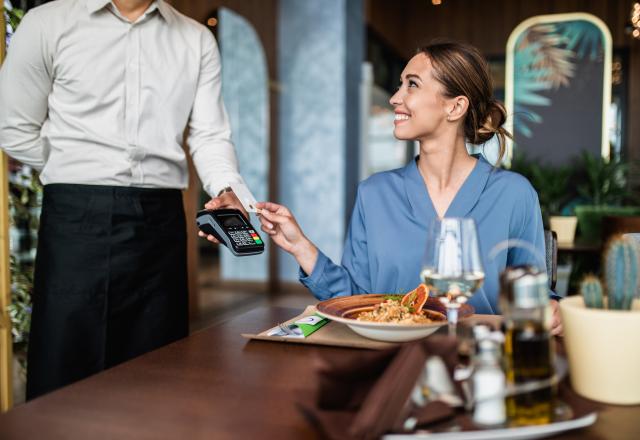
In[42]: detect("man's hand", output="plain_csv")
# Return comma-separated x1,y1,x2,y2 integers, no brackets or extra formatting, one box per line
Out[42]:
198,190,249,244
550,299,563,336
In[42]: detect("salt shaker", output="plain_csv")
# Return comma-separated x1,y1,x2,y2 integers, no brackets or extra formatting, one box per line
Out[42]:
472,331,506,427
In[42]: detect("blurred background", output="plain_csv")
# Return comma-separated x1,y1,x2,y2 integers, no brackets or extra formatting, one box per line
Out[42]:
3,0,640,402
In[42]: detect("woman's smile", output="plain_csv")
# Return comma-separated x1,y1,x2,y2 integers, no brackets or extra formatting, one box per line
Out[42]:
394,111,411,125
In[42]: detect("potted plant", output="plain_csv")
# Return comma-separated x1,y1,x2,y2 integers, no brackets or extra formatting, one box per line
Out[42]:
3,2,36,403
574,152,640,244
560,235,640,404
8,256,32,401
533,164,577,244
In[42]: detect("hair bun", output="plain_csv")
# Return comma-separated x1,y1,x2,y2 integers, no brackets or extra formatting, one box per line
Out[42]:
475,100,508,145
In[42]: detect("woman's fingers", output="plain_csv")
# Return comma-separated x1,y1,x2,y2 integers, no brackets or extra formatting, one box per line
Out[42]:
257,211,275,230
550,300,563,336
256,201,278,210
256,202,303,250
256,201,289,216
259,208,292,226
258,216,275,231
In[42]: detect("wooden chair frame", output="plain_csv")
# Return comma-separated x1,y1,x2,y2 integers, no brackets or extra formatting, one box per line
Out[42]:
0,2,15,412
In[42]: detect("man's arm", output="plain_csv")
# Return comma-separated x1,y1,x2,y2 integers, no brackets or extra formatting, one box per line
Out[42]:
186,28,245,197
0,11,53,169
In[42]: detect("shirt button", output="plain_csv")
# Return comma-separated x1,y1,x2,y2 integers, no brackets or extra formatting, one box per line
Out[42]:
129,149,144,161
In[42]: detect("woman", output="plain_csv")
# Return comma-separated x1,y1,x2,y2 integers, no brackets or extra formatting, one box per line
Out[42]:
241,41,561,333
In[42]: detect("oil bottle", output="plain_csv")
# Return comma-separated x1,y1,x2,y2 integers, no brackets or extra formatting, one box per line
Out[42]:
500,266,555,426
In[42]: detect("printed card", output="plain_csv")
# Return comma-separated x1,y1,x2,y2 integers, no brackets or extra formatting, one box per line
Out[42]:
229,181,260,213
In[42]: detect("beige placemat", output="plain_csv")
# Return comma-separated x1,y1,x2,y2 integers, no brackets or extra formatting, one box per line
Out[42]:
242,305,397,350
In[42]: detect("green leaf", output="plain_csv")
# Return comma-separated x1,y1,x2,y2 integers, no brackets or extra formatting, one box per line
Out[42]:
557,20,602,60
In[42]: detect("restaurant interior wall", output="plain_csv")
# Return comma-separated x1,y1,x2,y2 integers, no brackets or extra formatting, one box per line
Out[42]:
217,7,270,282
168,0,281,293
277,0,363,281
170,0,366,284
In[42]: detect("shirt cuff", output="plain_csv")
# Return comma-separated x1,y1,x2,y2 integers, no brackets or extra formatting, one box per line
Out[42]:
549,293,562,302
205,175,245,199
299,250,329,291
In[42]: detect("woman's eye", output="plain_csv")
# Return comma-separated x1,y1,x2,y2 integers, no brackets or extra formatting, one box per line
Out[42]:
408,80,418,88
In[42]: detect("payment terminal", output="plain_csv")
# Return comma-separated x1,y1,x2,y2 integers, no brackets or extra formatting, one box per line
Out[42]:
196,209,264,256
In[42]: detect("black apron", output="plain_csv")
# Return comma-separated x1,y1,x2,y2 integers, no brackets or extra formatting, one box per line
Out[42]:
26,184,188,400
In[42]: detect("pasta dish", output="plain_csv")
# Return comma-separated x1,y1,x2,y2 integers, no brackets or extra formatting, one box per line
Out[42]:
356,299,444,324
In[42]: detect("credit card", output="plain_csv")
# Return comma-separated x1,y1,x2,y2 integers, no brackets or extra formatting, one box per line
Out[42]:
229,181,260,213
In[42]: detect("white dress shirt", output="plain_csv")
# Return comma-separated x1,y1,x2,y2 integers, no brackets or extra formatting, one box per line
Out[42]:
0,0,245,196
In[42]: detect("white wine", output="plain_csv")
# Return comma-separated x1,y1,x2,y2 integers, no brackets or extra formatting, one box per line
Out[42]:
420,270,484,302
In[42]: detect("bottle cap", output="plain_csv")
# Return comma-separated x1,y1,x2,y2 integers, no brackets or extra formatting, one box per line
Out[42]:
500,265,548,309
475,336,501,362
473,325,491,340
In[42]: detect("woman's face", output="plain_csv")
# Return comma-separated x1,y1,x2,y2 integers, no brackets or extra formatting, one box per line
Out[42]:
389,53,452,142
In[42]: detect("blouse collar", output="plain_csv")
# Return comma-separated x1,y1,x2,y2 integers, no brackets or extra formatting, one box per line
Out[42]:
403,154,493,220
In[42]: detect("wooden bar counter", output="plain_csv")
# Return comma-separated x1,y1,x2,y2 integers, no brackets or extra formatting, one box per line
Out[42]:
0,307,637,439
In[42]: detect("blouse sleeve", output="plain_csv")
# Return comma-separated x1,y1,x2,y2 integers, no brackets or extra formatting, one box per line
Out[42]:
508,184,546,267
507,183,559,299
299,186,371,300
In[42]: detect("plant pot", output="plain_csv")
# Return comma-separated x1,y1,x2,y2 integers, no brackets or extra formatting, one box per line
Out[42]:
559,296,640,405
549,216,577,245
574,205,640,245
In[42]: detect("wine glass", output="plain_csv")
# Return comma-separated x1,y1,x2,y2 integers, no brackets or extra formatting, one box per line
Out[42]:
421,217,484,336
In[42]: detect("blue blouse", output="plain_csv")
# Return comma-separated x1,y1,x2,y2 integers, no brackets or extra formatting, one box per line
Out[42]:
300,156,547,315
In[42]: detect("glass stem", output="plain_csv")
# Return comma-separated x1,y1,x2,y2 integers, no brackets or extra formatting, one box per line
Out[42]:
446,305,459,336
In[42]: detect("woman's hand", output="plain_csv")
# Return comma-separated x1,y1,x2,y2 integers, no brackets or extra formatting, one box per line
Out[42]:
550,299,563,336
198,190,249,244
256,201,318,274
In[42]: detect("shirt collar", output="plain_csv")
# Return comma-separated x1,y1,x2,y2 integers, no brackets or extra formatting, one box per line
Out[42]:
402,154,493,220
86,0,172,23
86,0,110,14
155,0,172,22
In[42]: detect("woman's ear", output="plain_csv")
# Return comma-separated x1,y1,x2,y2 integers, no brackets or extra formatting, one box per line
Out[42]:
446,96,469,122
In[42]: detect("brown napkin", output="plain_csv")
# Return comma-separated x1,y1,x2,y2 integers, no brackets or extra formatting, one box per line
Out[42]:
300,334,602,440
299,336,460,440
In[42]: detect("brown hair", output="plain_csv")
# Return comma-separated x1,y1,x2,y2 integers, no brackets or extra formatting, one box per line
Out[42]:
417,40,511,163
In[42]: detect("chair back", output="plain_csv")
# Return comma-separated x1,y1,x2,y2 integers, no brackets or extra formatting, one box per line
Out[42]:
544,230,558,292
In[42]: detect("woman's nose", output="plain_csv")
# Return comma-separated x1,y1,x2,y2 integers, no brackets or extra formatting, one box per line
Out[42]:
389,90,402,107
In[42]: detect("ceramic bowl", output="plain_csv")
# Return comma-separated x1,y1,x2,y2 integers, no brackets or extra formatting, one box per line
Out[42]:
316,294,474,342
